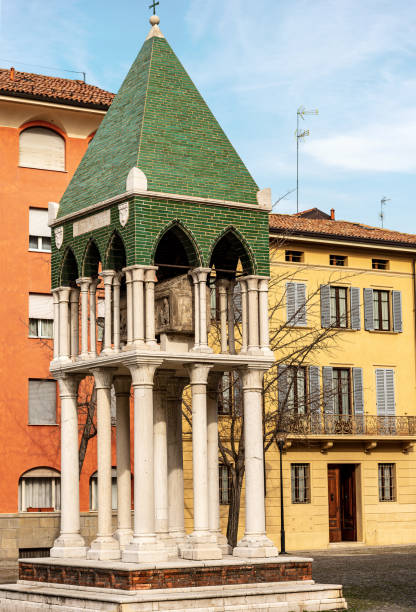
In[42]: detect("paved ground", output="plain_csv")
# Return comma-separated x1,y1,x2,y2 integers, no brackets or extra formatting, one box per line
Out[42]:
0,546,414,611
298,545,416,611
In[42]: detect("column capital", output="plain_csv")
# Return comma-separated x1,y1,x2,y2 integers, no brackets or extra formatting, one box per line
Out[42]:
239,366,268,391
76,276,92,290
113,375,131,396
257,278,270,291
56,374,83,398
101,269,116,284
90,367,116,389
127,361,163,386
144,267,158,283
216,278,230,293
112,271,124,287
187,363,213,385
57,286,71,302
189,267,211,283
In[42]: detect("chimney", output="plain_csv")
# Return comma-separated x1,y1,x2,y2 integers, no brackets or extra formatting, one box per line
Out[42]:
330,208,335,220
10,67,15,81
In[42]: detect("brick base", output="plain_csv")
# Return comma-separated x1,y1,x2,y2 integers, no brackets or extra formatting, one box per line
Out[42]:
19,559,312,591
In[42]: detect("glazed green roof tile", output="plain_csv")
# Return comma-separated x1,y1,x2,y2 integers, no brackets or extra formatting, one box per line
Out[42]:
57,30,259,218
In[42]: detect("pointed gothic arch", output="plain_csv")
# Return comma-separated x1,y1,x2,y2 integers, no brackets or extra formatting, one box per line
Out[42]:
152,220,202,281
60,248,78,286
105,231,127,271
209,227,255,277
82,239,101,277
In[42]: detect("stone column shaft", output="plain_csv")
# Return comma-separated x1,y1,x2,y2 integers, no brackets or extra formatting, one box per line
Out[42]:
87,368,120,560
50,376,86,558
217,279,228,354
89,279,99,358
58,287,71,360
233,368,278,558
167,379,187,548
227,280,236,355
258,278,271,353
145,267,158,347
190,272,200,349
240,280,248,353
77,277,91,359
122,361,168,563
69,288,80,359
113,376,132,548
113,274,122,352
181,364,222,561
246,277,260,353
52,289,60,359
101,271,115,354
124,268,133,346
132,267,145,345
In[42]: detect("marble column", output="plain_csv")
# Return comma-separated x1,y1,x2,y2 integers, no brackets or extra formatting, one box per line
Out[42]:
166,377,187,550
217,278,228,354
207,372,231,554
132,267,145,346
144,267,158,348
87,368,120,560
113,375,133,548
89,278,99,358
51,375,87,558
181,364,222,560
258,277,273,356
240,279,248,353
233,367,278,558
189,271,200,349
112,273,122,353
227,280,236,355
76,277,91,359
69,288,80,359
101,270,115,355
190,268,212,353
246,276,260,355
122,361,168,563
154,371,177,557
58,287,71,361
123,268,133,347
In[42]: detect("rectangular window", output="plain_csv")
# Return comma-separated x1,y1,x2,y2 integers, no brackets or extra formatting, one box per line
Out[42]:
372,259,389,270
330,286,348,328
330,254,347,266
373,289,390,330
291,464,310,503
332,368,351,416
219,464,231,505
29,294,53,338
29,208,51,252
285,250,303,263
29,319,53,338
19,476,61,511
378,463,396,501
287,366,307,414
28,379,57,425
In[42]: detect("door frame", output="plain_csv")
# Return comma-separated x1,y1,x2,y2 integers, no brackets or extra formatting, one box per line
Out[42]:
327,463,359,543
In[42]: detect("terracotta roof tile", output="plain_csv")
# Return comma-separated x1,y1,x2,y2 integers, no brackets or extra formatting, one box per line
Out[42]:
269,212,416,249
0,68,114,109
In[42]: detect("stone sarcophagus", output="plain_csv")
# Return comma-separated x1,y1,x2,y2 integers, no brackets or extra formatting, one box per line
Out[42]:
155,274,194,335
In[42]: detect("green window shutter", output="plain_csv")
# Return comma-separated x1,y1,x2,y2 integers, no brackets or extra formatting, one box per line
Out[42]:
320,285,331,328
308,366,321,413
278,364,288,410
296,283,307,327
392,291,403,333
322,366,334,414
352,367,364,415
286,282,296,324
350,287,361,330
364,288,374,330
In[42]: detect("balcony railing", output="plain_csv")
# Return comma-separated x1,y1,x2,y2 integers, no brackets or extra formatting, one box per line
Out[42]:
279,413,416,437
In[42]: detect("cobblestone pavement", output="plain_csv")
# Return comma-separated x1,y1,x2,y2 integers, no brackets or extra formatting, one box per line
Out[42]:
0,547,414,611
298,545,416,611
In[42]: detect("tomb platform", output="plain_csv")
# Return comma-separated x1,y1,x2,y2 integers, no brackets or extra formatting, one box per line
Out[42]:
0,556,347,611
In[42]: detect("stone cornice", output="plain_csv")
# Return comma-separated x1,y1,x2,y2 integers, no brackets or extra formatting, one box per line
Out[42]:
50,189,270,228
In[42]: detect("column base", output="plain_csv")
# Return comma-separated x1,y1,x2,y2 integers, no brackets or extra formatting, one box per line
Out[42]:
180,533,223,561
190,345,213,354
122,536,169,563
113,528,133,549
213,530,232,555
157,532,179,558
233,535,279,558
87,536,121,561
50,534,87,559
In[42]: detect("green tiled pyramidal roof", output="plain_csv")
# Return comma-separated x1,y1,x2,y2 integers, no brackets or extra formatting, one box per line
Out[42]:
57,22,259,218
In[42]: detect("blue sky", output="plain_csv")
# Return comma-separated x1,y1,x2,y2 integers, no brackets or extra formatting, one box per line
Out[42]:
1,0,415,232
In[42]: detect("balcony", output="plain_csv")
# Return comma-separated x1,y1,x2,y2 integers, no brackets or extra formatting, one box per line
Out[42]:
279,413,416,453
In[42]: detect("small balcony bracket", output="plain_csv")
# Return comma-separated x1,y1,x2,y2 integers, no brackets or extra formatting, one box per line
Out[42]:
364,441,378,454
320,441,334,454
402,442,414,455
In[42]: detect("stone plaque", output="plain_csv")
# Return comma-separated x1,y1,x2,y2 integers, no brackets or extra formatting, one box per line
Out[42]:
73,209,111,237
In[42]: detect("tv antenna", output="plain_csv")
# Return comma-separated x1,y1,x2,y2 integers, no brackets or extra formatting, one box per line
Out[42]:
296,106,318,213
379,196,391,228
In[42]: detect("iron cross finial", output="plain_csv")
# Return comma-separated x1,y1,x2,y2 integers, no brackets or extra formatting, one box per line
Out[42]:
149,0,159,15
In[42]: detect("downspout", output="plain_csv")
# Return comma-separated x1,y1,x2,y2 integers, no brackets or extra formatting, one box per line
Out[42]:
413,259,416,378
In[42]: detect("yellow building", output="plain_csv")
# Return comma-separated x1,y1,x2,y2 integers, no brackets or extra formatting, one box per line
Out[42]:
182,208,416,552
263,208,416,550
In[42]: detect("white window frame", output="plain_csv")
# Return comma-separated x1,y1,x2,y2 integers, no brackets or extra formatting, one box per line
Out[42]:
19,468,61,512
29,235,51,253
29,318,53,339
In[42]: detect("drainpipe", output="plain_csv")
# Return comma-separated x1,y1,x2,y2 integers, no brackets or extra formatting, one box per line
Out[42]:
412,259,416,377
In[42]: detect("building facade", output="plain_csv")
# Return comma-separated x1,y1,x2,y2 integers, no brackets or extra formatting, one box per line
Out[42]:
0,67,113,562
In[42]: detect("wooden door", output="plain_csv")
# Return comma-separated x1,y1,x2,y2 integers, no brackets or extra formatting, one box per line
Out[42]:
328,466,341,542
340,465,356,541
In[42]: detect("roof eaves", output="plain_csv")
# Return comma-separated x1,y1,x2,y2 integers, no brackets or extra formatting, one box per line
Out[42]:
0,87,112,110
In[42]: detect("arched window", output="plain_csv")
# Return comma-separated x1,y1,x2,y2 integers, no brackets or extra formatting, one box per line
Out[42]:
18,467,61,512
19,126,65,171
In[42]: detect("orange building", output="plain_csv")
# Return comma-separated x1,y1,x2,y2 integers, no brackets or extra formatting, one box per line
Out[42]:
0,68,113,563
